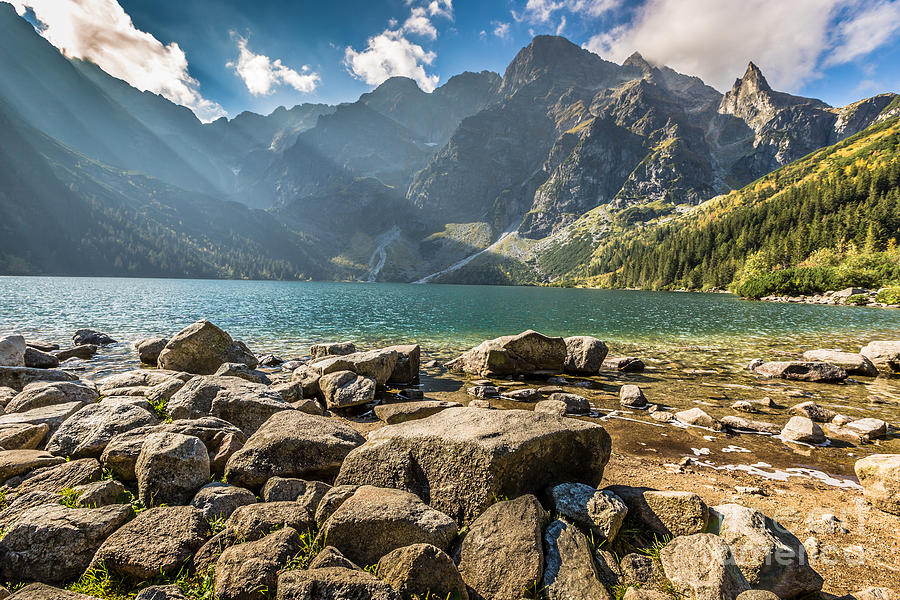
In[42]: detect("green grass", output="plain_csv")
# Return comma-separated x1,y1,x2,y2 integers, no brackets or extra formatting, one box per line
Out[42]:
59,487,84,508
280,529,326,572
66,562,217,600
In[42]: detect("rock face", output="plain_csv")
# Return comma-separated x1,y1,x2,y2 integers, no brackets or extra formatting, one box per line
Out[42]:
311,349,399,387
374,400,461,424
780,416,825,445
660,533,750,600
549,483,628,542
136,432,210,506
860,340,900,373
168,375,290,435
709,504,823,599
458,494,545,600
225,411,364,490
157,320,258,374
318,485,457,567
46,402,158,459
543,519,610,600
801,349,877,376
336,407,611,523
855,454,900,515
318,371,376,409
376,543,468,600
563,336,608,375
6,381,98,414
0,336,26,367
90,506,209,579
276,567,401,600
447,331,568,377
214,526,300,600
135,338,168,366
0,503,132,583
752,361,847,382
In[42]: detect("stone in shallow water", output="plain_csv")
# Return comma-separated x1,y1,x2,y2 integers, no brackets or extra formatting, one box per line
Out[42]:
789,401,837,423
619,384,647,408
801,349,877,376
753,361,846,382
603,356,645,372
860,340,900,373
447,330,567,377
675,407,721,430
563,336,608,375
547,392,590,415
157,319,257,375
780,416,825,445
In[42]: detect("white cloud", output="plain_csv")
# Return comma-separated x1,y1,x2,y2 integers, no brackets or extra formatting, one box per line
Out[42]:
556,15,566,35
515,0,620,23
404,7,438,39
585,0,900,93
344,29,440,92
427,0,453,19
6,0,225,122
493,21,511,39
227,35,320,96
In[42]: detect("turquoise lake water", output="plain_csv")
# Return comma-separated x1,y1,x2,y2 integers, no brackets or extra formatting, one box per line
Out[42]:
3,277,900,361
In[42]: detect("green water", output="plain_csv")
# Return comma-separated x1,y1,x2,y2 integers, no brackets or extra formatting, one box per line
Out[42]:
3,277,900,359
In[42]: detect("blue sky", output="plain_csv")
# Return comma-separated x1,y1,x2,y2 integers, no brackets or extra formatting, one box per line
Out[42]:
8,0,900,121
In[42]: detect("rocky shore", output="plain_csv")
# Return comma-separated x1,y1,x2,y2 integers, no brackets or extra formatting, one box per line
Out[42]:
759,287,900,309
0,324,898,600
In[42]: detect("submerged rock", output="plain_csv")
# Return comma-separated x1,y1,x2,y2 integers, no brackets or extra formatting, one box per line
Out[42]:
753,361,847,382
802,349,877,376
73,329,116,346
603,357,645,372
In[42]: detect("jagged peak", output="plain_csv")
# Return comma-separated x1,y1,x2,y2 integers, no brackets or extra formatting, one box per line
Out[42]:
623,52,653,72
733,61,772,93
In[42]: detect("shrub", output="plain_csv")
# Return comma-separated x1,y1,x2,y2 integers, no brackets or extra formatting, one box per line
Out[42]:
876,286,900,304
846,294,870,306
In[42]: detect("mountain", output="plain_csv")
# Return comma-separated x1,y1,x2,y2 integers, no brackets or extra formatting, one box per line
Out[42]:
0,8,897,284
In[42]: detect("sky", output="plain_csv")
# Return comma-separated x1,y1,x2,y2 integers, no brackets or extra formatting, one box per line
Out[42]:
5,0,900,122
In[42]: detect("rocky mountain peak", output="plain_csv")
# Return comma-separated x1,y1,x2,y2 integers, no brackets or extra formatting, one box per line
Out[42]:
737,61,772,93
623,52,653,73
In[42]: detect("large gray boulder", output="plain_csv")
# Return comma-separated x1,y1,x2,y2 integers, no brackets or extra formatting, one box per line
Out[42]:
135,337,169,366
549,483,627,542
543,519,611,600
752,361,847,382
136,432,210,506
6,381,98,414
780,417,825,445
168,375,291,435
318,485,457,567
225,502,315,542
457,494,545,600
0,450,64,482
336,407,611,523
158,320,257,374
605,487,710,538
660,534,750,600
446,330,567,377
215,526,300,600
0,424,49,451
855,454,900,515
23,347,58,369
374,400,461,424
1,458,100,498
190,482,257,520
310,342,356,360
385,344,421,385
564,336,608,375
225,411,364,490
0,367,77,393
0,336,26,367
90,506,209,579
0,503,132,583
214,362,271,385
709,504,823,599
46,401,158,458
318,371,376,409
261,478,331,514
311,349,399,387
276,567,401,600
801,349,877,376
860,340,900,373
376,543,467,600
97,370,184,396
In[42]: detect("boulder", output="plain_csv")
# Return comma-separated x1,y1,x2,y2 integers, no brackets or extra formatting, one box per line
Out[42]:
26,342,58,353
801,350,877,376
446,330,567,377
97,370,185,395
860,341,900,373
0,386,15,408
70,480,125,508
790,401,837,423
311,349,399,387
46,401,158,458
276,568,401,600
0,491,59,529
855,454,900,515
468,385,498,398
135,337,169,366
721,416,781,435
603,357,645,372
534,399,567,416
214,362,271,385
335,407,611,523
0,450,64,482
315,485,359,527
564,336,608,375
90,506,209,579
500,388,540,402
547,392,591,415
72,329,116,346
0,503,132,583
548,483,628,542
620,553,667,589
0,424,49,451
619,384,647,408
374,400,461,424
675,407,722,430
225,411,364,490
168,375,290,435
54,345,98,362
780,417,825,444
377,543,467,600
310,342,356,360
318,485,457,567
157,320,257,374
23,347,58,369
753,361,847,382
845,417,888,441
292,398,325,416
215,526,300,600
6,584,98,600
1,458,100,497
6,381,98,414
191,482,257,520
308,546,361,571
543,519,611,600
261,478,331,513
605,486,709,538
659,533,750,600
134,586,188,600
145,376,189,405
0,336,26,367
319,371,376,409
0,367,77,393
291,365,321,397
225,501,315,541
270,381,302,404
136,432,210,506
0,402,86,439
384,344,421,385
457,494,545,600
709,504,823,599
